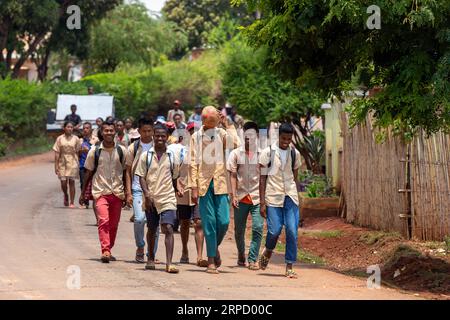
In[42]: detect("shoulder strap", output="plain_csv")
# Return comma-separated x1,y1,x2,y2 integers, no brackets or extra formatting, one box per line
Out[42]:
116,145,124,166
267,146,275,170
133,139,140,159
167,151,174,178
291,147,296,172
146,150,154,173
94,145,101,174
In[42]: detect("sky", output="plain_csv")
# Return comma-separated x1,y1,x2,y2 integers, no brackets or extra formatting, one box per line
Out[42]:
140,0,166,12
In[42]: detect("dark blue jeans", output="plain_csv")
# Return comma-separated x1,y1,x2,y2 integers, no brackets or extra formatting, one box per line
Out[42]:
265,196,300,264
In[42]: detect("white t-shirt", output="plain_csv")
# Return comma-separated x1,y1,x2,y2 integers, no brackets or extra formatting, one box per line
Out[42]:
132,142,153,190
279,148,289,169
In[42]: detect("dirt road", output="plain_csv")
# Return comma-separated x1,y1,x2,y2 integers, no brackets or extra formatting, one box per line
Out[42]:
0,153,421,300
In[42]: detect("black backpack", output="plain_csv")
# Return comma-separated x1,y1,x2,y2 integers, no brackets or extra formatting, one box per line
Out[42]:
93,145,124,174
133,139,141,159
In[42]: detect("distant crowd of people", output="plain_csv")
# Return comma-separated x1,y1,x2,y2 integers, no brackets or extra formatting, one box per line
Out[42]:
53,99,301,278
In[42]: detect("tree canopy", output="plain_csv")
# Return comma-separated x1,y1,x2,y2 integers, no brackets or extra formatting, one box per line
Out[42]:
162,0,255,51
86,2,188,73
0,0,120,80
233,0,450,136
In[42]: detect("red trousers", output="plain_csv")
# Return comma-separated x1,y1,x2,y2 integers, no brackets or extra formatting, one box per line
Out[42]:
96,194,122,254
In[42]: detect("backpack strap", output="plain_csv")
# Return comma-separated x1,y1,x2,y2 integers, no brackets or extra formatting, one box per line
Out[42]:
167,150,174,178
133,139,141,159
290,147,296,173
146,150,154,173
116,145,124,167
94,145,101,174
267,146,276,172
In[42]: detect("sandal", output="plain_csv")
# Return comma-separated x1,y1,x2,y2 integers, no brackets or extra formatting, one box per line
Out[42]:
285,269,298,279
135,250,145,263
69,204,76,209
248,262,260,271
145,260,156,270
196,259,208,268
206,267,219,274
166,265,180,274
259,253,270,270
180,256,189,264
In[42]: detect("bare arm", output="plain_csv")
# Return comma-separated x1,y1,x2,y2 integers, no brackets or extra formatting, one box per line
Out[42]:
125,165,133,206
230,171,239,208
139,176,153,211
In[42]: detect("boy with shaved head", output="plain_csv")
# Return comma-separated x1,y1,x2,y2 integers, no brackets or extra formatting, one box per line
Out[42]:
189,106,239,274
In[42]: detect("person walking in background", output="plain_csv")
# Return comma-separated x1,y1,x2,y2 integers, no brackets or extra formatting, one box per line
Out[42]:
168,126,208,267
135,123,182,273
258,123,302,278
167,100,186,123
79,122,98,209
228,106,245,129
80,120,129,263
93,117,104,139
188,104,203,128
173,113,186,130
189,106,239,274
227,121,263,271
64,104,82,133
53,121,81,208
125,118,160,264
115,119,130,148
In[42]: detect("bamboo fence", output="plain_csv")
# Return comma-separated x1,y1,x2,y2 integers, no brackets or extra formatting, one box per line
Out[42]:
340,114,450,241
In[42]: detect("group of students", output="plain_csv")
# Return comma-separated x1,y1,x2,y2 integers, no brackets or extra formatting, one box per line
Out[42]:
53,104,301,278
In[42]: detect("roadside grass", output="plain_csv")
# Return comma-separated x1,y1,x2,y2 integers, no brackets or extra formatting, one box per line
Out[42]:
300,230,343,239
359,231,402,246
1,135,52,159
275,242,325,266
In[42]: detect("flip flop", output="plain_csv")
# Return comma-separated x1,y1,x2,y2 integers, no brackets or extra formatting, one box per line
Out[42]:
285,269,298,279
166,265,180,274
196,259,209,268
69,204,76,209
248,262,260,271
206,267,219,274
180,257,189,264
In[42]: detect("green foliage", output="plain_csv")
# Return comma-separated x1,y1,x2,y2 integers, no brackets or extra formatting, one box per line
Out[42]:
86,3,188,73
235,0,450,136
162,0,255,50
302,230,343,239
220,38,323,127
445,235,450,253
297,130,325,173
0,0,120,79
304,174,335,198
0,78,53,143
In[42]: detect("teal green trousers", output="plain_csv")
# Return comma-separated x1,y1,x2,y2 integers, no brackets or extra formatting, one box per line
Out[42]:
234,202,264,263
199,180,230,258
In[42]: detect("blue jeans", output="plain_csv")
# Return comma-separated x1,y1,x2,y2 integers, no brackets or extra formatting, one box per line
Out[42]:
265,196,300,264
132,188,159,256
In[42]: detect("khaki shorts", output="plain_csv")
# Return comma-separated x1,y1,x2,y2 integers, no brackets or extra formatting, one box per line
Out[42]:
59,176,77,181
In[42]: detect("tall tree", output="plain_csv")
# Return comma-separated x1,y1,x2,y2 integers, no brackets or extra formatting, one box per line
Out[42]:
86,2,188,73
0,0,120,80
162,0,255,51
234,0,450,136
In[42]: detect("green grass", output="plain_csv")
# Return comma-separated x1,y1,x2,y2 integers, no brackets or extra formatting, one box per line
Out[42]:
2,135,52,159
444,235,450,253
301,230,343,239
275,242,325,265
359,231,402,245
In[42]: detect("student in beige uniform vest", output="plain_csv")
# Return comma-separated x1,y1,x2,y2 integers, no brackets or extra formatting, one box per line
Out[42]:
125,118,159,264
79,120,129,263
135,123,182,273
53,121,82,208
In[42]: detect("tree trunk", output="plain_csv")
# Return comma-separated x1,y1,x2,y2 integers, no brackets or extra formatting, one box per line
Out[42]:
12,34,45,79
37,47,51,82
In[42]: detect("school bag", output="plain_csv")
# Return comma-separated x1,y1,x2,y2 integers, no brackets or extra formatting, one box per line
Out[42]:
145,150,175,178
93,145,124,174
266,146,296,173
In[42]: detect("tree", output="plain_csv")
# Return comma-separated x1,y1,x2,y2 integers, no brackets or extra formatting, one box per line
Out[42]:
220,38,323,171
162,0,255,51
233,0,450,136
86,2,188,73
0,0,120,80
